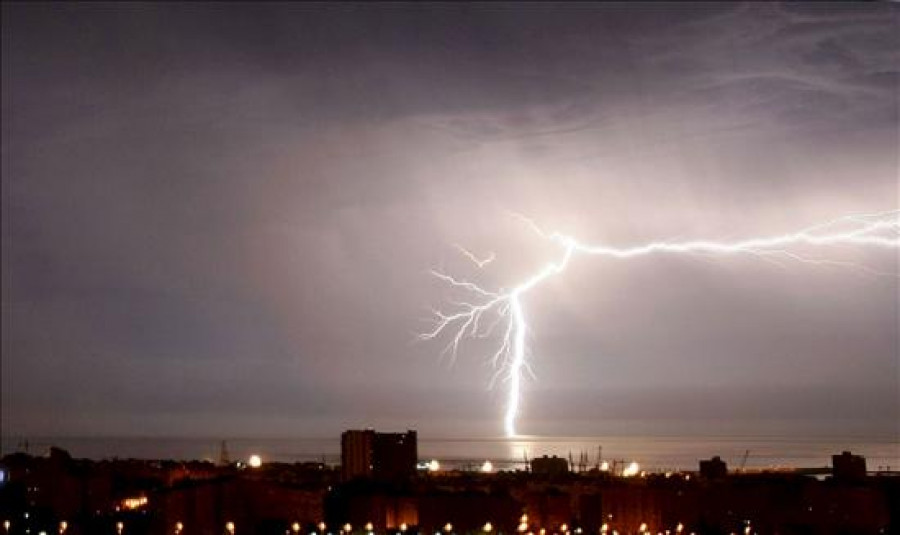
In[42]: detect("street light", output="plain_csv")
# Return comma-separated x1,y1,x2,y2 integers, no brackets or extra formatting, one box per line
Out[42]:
175,522,184,534
116,521,124,535
226,521,235,534
293,522,301,533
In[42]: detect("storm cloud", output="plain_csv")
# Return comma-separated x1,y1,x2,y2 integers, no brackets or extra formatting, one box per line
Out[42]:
2,3,897,441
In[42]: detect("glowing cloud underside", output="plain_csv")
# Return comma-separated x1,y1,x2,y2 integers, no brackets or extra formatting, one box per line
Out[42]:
421,210,900,437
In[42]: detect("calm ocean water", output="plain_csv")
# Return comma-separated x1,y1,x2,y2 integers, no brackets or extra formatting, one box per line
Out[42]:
2,435,898,472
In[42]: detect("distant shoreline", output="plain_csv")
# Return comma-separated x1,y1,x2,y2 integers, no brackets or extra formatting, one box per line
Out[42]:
4,434,898,472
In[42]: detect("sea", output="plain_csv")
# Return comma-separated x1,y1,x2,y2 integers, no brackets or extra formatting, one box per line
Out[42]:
2,434,898,473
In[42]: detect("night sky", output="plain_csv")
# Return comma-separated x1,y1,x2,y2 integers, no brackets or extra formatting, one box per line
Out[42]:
2,3,897,441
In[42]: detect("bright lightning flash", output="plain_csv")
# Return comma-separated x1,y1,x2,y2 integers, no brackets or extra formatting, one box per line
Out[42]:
454,244,496,268
421,210,900,438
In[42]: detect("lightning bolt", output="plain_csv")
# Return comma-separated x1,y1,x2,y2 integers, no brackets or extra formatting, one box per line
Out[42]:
422,209,900,438
454,244,496,268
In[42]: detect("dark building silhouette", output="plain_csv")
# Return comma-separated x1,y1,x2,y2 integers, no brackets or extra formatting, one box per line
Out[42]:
372,431,417,480
341,430,417,481
2,447,897,535
530,455,568,476
699,456,727,479
832,451,866,482
341,431,375,481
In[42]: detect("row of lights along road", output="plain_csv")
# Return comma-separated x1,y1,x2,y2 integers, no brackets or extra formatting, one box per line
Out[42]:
3,455,675,535
2,518,719,535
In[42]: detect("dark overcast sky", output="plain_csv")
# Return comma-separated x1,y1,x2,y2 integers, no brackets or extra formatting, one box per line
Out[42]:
2,3,898,440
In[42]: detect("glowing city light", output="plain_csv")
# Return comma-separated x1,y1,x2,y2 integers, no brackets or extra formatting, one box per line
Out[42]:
121,496,148,510
481,460,494,473
622,462,640,477
428,459,441,472
226,522,235,534
424,209,900,436
248,454,262,468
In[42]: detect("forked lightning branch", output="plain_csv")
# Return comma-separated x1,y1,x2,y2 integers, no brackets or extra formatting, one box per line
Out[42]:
421,210,900,438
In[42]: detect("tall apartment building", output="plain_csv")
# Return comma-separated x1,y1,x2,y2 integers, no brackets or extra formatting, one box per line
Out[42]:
341,430,375,480
832,451,866,482
341,429,417,481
